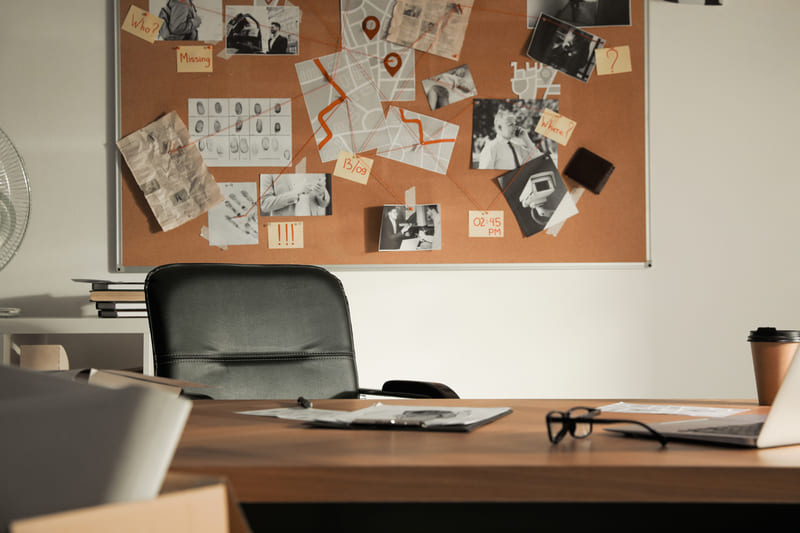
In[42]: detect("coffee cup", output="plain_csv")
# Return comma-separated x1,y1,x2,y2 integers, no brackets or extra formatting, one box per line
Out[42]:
747,327,800,405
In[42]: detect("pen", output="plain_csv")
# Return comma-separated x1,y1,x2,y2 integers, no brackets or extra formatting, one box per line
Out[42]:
297,396,312,409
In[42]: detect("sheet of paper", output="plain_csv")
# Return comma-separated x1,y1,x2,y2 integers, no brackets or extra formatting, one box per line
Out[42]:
597,402,749,418
296,52,389,162
237,407,347,422
535,109,577,146
333,151,373,185
177,46,213,73
595,45,632,75
121,5,163,43
267,221,303,248
188,97,292,167
385,0,474,61
207,182,258,246
376,106,459,175
340,0,416,102
468,210,504,238
116,111,223,232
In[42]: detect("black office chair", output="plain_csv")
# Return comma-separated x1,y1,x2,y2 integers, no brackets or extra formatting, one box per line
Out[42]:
145,263,458,400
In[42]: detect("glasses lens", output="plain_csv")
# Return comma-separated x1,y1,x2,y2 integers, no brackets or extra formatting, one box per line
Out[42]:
546,411,568,443
567,407,595,438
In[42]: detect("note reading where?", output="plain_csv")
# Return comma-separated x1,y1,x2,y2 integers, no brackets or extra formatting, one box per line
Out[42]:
535,109,577,146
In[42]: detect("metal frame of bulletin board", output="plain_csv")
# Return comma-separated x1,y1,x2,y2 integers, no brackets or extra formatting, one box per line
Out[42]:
114,0,650,272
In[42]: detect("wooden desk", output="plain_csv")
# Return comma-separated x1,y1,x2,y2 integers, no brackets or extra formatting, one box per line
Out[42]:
170,399,800,505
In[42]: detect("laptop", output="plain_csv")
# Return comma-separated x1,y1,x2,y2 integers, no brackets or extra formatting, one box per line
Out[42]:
605,353,800,448
0,365,192,527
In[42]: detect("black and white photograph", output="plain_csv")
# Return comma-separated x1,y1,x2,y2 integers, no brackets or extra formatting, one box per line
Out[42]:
225,6,299,55
259,173,332,217
527,14,605,83
496,154,569,237
526,0,631,28
471,98,558,170
379,204,442,251
150,0,223,42
422,64,477,111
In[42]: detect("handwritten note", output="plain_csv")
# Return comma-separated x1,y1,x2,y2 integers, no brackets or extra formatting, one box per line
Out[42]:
268,222,304,249
333,151,373,185
535,109,577,146
121,5,163,44
177,46,213,73
469,211,504,238
595,45,632,75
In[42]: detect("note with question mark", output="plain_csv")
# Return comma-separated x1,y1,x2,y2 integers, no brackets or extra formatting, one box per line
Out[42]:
595,45,632,75
121,5,163,44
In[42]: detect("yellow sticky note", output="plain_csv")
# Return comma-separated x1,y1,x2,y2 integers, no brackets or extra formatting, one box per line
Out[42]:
267,222,303,249
535,109,577,146
177,46,213,73
595,45,632,75
469,211,504,238
333,151,373,185
121,5,163,44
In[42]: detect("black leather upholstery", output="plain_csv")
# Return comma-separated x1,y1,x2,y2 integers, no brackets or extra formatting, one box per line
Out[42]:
145,263,459,400
145,263,360,400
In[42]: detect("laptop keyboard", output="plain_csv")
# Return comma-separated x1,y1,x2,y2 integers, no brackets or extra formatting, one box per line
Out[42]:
679,422,763,436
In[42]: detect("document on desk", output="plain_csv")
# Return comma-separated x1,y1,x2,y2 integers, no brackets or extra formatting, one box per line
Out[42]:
238,403,513,432
597,402,749,418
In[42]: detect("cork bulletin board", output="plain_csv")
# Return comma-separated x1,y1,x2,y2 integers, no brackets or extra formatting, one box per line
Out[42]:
114,0,649,271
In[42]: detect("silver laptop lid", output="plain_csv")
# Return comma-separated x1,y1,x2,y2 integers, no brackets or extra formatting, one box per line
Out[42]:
0,365,192,528
756,350,800,448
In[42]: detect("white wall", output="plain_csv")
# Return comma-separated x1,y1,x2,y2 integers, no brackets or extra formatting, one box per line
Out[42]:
1,1,798,399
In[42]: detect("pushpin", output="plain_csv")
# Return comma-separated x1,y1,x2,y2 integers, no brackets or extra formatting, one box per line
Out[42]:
383,53,402,77
362,16,380,40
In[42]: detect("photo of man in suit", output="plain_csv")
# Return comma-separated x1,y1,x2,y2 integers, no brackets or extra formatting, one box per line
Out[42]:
260,174,331,217
267,22,288,54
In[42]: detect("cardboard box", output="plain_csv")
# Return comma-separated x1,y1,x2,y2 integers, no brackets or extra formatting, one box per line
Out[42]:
10,473,251,533
19,345,69,371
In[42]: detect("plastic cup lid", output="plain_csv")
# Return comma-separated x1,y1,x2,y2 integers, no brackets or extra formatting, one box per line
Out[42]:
747,327,800,343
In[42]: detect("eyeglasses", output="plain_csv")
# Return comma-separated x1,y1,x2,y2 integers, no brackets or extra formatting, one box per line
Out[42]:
546,406,668,446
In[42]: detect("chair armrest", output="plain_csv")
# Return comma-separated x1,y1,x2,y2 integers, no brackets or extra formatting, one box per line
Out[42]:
360,380,459,399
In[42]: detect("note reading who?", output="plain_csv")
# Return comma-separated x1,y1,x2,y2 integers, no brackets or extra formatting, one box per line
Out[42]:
121,5,163,44
535,109,577,146
177,46,214,73
595,45,632,76
333,151,373,185
469,211,504,238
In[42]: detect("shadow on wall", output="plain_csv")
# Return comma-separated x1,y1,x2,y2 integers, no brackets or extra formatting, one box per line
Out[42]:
0,295,99,318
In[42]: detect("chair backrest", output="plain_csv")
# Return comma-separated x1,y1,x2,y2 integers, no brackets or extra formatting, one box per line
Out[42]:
145,263,360,399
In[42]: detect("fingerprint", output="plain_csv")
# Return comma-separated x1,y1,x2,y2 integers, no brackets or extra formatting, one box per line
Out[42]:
214,120,221,133
198,138,206,151
194,120,204,133
274,122,281,133
262,137,270,151
235,118,244,132
196,101,205,114
239,138,249,153
230,137,238,153
254,103,262,115
275,103,282,114
214,101,223,114
235,102,243,115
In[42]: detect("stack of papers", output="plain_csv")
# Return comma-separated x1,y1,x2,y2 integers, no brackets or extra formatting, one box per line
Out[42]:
238,403,512,432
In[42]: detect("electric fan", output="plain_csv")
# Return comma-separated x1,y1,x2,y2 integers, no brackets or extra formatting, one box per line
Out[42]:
0,128,31,271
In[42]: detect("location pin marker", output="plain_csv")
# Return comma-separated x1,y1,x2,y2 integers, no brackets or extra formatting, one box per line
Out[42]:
362,16,380,41
383,53,402,77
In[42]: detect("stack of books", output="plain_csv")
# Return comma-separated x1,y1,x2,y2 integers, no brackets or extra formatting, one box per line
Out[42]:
74,279,146,318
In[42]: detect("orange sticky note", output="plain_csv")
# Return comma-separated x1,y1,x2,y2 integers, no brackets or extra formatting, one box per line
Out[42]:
177,46,213,73
535,109,577,146
267,222,304,249
333,151,373,185
121,5,163,44
595,45,632,75
469,211,504,238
